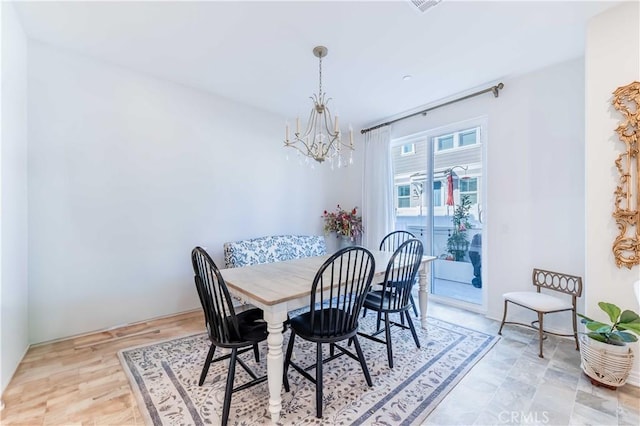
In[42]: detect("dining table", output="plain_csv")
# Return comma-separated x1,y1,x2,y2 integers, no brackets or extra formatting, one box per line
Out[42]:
220,249,436,423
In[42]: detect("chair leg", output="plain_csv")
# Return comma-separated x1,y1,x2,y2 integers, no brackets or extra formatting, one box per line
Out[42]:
253,343,260,362
376,311,382,331
405,311,421,349
572,307,580,351
362,307,368,318
283,331,296,393
384,313,394,369
221,348,238,426
198,344,216,386
537,312,544,358
498,300,509,335
316,342,323,418
410,294,418,317
352,335,373,387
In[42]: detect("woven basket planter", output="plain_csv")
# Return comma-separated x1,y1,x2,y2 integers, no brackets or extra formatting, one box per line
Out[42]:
579,335,634,388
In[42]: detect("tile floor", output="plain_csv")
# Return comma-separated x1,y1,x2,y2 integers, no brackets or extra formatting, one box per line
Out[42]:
425,301,640,426
432,278,483,305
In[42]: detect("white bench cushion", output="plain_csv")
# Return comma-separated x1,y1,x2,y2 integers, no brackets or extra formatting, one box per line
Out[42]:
503,291,572,313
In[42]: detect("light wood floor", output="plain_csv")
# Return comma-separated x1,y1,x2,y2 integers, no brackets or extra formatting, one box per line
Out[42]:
0,309,205,425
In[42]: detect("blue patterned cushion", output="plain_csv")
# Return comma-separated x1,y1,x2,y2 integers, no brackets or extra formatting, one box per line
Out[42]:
224,235,327,268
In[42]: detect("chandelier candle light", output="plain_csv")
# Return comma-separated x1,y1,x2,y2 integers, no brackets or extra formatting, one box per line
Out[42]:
284,46,354,167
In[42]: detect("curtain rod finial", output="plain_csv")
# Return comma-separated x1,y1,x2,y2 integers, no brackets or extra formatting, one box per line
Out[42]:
492,83,504,97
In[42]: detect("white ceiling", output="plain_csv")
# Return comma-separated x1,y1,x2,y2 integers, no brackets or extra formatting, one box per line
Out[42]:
12,0,619,130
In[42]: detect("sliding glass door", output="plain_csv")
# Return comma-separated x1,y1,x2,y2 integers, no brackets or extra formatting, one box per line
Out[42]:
391,118,486,306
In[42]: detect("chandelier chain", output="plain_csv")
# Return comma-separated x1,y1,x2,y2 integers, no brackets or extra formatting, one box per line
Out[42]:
318,54,323,98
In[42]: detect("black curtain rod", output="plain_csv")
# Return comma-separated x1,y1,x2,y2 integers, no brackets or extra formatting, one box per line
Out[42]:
360,82,504,135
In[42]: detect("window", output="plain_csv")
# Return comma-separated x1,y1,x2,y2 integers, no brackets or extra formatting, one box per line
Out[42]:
434,127,479,151
401,143,415,155
459,129,477,147
433,181,442,207
398,185,411,208
459,177,478,204
436,135,454,151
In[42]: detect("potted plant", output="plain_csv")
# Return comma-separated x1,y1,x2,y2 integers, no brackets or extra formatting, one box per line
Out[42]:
322,205,363,248
577,302,640,388
446,195,472,262
434,195,475,283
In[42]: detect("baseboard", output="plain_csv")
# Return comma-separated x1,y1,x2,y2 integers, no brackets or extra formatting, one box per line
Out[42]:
1,343,30,411
31,308,202,348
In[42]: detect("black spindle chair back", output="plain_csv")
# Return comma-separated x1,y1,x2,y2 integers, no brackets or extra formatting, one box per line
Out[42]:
308,246,376,339
377,238,424,313
192,247,240,346
379,230,415,252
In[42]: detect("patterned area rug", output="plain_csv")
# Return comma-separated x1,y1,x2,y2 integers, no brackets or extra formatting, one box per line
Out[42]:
118,315,498,425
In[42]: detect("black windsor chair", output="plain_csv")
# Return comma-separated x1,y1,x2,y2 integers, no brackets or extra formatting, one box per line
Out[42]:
283,246,376,418
357,238,424,368
191,246,269,426
363,230,419,324
379,230,419,317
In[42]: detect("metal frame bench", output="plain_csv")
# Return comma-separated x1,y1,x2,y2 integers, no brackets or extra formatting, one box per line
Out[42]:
498,268,583,358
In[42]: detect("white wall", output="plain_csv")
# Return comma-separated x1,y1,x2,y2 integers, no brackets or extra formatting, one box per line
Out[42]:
0,1,29,394
390,58,586,330
27,42,332,343
585,0,640,386
321,138,366,254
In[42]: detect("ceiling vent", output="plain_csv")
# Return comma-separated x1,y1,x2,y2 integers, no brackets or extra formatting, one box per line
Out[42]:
409,0,443,13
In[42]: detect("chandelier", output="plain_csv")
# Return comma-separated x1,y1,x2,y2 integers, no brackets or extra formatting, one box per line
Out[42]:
284,46,354,167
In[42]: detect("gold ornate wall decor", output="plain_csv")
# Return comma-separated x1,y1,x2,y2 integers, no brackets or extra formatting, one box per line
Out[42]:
612,81,640,269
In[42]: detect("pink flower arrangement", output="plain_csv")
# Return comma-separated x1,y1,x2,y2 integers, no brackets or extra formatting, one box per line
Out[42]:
322,205,363,241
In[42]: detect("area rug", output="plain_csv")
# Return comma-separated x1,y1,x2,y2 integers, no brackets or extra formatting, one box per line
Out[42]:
118,315,498,425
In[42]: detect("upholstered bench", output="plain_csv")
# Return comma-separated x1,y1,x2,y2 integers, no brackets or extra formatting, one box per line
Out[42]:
498,268,583,358
224,235,327,269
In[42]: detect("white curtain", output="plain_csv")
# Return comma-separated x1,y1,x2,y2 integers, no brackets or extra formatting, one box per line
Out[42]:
362,127,394,250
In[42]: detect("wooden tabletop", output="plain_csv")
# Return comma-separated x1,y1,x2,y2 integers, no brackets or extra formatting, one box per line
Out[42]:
220,250,435,306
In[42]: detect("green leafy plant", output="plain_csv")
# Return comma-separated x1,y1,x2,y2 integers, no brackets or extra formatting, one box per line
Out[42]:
446,195,472,261
578,302,640,346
